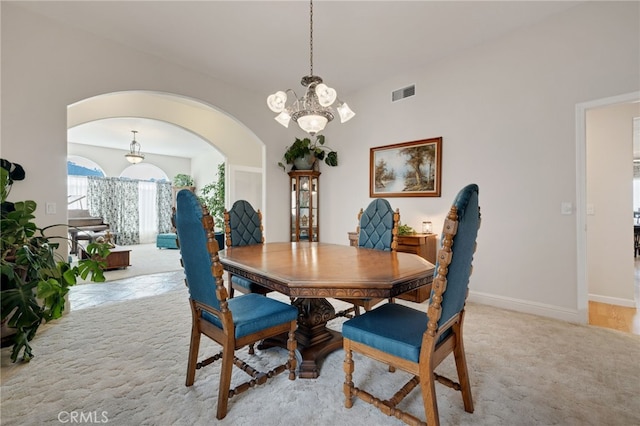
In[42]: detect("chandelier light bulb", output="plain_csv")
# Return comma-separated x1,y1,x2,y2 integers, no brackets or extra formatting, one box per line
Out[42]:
315,83,337,107
267,91,287,112
275,110,292,128
337,102,356,123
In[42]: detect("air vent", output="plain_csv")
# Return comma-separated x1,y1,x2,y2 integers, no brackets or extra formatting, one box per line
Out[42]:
392,85,415,102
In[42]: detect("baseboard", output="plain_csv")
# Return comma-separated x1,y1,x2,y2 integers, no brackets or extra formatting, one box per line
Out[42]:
468,291,586,324
588,293,636,308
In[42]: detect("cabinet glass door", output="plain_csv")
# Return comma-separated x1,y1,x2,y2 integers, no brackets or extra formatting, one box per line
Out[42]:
289,171,320,242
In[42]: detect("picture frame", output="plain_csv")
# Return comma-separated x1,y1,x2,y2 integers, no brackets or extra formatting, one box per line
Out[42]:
370,137,442,197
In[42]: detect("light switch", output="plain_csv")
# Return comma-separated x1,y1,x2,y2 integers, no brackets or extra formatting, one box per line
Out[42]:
45,202,56,215
586,204,595,215
561,202,572,215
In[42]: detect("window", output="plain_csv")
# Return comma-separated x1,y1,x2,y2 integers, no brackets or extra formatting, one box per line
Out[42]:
120,164,170,243
68,157,172,245
67,156,105,209
119,163,168,182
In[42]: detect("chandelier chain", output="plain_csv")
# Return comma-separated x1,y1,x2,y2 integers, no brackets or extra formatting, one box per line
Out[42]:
309,0,313,76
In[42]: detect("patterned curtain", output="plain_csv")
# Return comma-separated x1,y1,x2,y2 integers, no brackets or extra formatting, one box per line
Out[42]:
87,176,140,245
156,181,173,233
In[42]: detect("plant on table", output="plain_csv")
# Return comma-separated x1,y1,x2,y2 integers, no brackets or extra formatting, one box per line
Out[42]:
397,223,416,236
0,158,110,362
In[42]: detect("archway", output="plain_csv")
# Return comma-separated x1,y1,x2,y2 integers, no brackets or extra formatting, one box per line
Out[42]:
67,90,266,218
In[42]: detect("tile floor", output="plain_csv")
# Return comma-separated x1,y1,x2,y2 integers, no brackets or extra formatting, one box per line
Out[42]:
69,270,186,310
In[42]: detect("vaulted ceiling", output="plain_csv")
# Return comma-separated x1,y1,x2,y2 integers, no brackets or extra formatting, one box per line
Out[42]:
17,1,582,157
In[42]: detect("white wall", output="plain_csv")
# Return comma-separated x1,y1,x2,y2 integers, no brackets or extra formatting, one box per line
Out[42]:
319,1,639,321
586,103,640,306
2,2,639,323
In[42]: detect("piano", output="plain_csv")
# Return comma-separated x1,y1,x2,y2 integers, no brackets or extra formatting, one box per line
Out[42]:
68,209,110,254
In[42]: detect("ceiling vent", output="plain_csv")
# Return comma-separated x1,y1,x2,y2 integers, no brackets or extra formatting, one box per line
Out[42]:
392,85,415,102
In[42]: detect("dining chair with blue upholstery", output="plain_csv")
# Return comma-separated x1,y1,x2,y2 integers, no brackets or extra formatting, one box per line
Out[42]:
336,199,400,317
224,200,269,297
342,184,480,426
174,190,298,420
357,198,399,251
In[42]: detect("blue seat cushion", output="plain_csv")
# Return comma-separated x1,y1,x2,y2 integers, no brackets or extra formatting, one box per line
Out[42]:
201,293,298,339
231,275,268,293
342,303,430,363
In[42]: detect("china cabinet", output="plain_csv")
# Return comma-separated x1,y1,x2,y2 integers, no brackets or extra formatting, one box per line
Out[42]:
289,170,320,242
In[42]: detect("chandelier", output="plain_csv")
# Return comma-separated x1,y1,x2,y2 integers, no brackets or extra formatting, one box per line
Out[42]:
267,0,355,135
124,130,145,164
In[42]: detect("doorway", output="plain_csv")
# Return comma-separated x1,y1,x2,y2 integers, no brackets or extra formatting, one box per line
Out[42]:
577,91,640,329
67,91,266,216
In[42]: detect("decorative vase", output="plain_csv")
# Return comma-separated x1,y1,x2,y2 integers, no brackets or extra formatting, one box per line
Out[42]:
293,154,316,170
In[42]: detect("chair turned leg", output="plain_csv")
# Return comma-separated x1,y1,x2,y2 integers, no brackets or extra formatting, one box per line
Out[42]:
287,325,297,380
343,342,355,408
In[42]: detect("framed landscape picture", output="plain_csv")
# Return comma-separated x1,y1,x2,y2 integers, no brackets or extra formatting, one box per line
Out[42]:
369,137,442,197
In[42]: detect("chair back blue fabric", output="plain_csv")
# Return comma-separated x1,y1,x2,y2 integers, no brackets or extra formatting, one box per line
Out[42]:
174,189,221,311
435,184,480,328
358,199,396,251
227,200,263,246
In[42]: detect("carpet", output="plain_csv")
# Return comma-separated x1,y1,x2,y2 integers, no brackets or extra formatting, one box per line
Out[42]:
75,243,182,284
1,290,639,426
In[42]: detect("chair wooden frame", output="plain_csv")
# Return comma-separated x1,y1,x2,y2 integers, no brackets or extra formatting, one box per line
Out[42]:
175,202,297,420
223,203,268,298
343,199,479,425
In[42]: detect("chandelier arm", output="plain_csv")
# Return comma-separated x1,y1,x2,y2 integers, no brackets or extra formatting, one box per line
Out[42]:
285,88,300,104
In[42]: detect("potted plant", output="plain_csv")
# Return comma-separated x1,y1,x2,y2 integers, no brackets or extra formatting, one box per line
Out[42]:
198,163,226,248
172,173,194,187
1,159,110,363
278,135,338,171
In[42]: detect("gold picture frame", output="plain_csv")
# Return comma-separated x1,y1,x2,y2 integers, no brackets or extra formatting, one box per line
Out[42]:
370,137,442,198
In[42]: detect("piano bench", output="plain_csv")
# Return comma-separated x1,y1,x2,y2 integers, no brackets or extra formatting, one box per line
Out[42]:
156,233,178,249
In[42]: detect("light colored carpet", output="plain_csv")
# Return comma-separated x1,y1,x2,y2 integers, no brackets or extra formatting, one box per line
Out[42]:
1,289,639,426
75,243,182,283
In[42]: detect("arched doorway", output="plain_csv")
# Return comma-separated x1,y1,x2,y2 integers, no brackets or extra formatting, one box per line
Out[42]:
67,90,266,221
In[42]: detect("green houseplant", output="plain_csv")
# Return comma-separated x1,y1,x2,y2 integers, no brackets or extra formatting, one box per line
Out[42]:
278,135,338,171
198,163,225,228
1,159,110,362
172,173,194,187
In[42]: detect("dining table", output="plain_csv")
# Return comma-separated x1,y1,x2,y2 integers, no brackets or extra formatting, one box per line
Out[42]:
218,241,435,378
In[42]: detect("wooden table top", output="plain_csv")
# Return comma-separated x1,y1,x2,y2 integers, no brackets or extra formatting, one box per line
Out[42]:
219,242,435,299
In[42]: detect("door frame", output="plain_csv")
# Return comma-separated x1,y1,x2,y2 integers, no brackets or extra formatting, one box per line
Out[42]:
575,90,640,322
